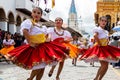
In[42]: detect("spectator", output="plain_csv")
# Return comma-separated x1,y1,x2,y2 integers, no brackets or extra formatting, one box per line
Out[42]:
0,29,2,49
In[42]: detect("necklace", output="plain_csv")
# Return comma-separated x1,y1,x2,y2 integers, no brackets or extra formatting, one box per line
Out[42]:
31,19,42,28
54,28,64,36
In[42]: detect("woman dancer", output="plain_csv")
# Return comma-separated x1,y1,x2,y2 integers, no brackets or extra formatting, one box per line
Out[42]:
5,7,69,80
47,17,79,80
79,16,120,80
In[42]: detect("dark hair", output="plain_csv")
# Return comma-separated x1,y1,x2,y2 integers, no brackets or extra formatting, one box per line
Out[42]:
33,7,43,14
99,16,107,21
55,17,63,22
5,32,11,42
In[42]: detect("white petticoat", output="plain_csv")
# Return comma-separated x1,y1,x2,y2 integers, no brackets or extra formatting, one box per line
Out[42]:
32,62,47,70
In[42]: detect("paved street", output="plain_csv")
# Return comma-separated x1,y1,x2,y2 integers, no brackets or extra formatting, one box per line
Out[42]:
0,59,120,80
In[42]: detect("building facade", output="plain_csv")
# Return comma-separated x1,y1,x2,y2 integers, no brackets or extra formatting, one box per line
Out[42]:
68,0,79,32
67,0,82,37
0,0,49,34
95,0,120,32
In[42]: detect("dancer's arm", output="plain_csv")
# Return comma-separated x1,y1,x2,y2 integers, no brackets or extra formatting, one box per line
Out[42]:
94,32,101,46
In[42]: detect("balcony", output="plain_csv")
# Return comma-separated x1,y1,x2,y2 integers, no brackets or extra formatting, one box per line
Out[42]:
16,0,35,16
16,0,49,21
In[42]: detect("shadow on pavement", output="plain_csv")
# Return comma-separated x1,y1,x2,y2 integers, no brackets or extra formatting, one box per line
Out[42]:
0,62,16,69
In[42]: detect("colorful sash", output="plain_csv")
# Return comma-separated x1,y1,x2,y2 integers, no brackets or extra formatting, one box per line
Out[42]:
94,38,108,46
29,34,46,44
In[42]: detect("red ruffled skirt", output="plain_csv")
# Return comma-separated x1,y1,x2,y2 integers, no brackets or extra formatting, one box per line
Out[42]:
79,45,120,63
6,41,69,69
79,48,88,55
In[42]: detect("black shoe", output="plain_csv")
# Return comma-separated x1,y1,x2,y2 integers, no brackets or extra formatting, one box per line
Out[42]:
48,73,52,77
48,71,53,77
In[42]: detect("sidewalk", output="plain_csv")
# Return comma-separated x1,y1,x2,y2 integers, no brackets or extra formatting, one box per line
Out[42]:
0,59,120,80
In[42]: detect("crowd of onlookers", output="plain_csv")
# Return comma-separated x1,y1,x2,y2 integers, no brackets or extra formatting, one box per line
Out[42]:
0,29,25,50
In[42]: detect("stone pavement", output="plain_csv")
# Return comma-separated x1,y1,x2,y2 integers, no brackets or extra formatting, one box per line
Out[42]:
0,59,120,80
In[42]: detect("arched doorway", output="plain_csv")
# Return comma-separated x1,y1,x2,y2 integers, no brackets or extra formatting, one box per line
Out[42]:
0,8,7,30
105,15,111,32
16,15,21,33
8,12,15,34
94,13,99,25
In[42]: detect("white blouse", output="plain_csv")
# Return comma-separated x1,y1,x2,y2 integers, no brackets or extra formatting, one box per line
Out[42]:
20,19,47,35
47,27,72,41
3,39,14,45
93,27,109,39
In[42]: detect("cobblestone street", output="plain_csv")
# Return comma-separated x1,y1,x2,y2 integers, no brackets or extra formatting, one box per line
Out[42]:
0,59,120,80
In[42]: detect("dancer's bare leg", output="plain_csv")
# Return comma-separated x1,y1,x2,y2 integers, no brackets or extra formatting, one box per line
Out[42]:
72,58,77,66
36,68,45,80
74,58,77,66
94,61,108,80
99,61,108,80
72,59,74,65
48,65,56,77
56,60,65,80
28,69,39,80
90,62,94,67
94,65,102,80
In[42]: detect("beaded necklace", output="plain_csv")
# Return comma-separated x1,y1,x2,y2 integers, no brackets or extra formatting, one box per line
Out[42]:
54,28,64,36
31,19,42,28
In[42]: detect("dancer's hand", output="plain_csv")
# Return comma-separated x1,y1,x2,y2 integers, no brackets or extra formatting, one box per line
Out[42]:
46,37,51,42
97,43,101,46
64,37,72,43
29,42,38,48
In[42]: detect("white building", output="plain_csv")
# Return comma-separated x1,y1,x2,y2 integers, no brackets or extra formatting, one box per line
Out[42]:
0,0,49,34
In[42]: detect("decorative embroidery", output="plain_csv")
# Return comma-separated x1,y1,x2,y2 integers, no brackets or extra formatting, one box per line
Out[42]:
54,28,64,36
30,19,42,33
31,19,42,28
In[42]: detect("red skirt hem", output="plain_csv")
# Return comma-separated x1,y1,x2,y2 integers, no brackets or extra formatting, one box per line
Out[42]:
7,41,69,69
79,45,120,63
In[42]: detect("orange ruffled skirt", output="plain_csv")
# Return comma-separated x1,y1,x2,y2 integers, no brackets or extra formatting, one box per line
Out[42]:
63,43,79,58
0,46,14,55
53,38,79,59
6,41,69,70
